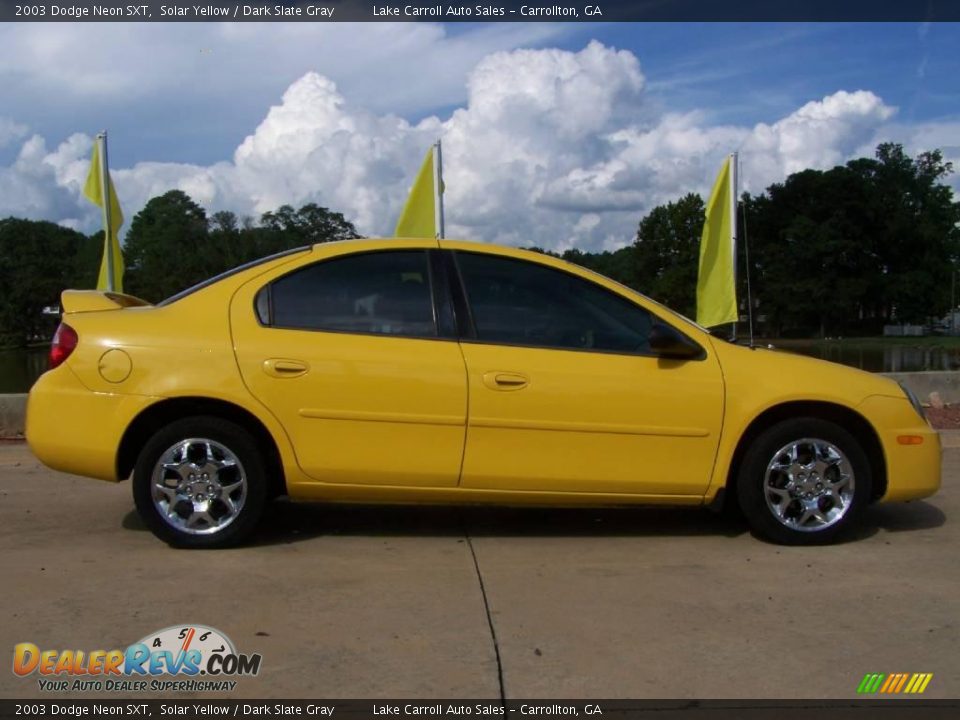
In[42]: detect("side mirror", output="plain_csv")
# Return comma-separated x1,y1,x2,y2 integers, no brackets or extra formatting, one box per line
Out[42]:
649,323,703,361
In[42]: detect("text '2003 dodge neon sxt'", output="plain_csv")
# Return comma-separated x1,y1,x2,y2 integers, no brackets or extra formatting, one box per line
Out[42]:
27,239,940,547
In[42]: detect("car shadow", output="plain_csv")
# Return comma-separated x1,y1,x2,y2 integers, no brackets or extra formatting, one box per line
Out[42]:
122,511,149,532
246,501,748,546
858,499,947,535
782,499,947,545
120,498,946,548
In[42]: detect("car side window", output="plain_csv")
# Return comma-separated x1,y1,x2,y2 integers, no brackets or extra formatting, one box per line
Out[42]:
260,250,437,338
455,252,654,353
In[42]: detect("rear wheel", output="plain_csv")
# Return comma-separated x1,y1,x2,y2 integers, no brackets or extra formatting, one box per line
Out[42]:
737,418,872,545
133,417,267,548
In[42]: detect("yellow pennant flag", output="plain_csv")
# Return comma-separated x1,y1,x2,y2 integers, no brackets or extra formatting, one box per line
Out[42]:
696,155,738,328
83,140,125,293
395,146,439,238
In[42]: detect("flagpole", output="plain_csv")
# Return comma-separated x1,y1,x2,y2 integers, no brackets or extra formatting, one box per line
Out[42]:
740,151,757,349
742,199,756,349
729,152,738,342
433,139,444,240
98,131,115,292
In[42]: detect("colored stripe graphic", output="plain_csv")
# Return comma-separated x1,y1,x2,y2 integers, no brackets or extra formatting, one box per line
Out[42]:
857,673,885,693
857,673,932,694
905,673,933,694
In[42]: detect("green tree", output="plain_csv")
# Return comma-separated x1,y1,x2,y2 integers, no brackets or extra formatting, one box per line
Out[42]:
123,190,210,302
259,203,360,246
632,193,705,317
744,167,881,336
745,143,959,335
70,231,106,290
561,247,637,288
206,210,250,271
862,144,959,323
0,218,89,346
123,194,362,302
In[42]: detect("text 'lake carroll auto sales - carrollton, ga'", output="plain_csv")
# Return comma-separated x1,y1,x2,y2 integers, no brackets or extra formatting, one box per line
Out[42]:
373,5,603,18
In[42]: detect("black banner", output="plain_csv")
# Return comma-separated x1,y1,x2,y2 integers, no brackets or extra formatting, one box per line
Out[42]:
1,700,960,720
1,0,959,23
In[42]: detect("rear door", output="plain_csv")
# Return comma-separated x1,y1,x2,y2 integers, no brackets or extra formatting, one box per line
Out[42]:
230,246,468,488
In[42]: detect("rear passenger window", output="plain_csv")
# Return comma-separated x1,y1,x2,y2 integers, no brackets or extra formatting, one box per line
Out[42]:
259,251,437,338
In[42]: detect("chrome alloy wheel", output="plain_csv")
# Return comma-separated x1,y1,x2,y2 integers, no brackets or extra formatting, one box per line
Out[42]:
150,438,247,536
763,438,855,532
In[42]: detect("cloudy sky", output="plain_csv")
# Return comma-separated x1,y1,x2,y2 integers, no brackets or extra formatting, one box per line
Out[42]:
1,21,957,252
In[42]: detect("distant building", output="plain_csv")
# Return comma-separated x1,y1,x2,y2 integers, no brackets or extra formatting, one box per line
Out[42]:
883,324,925,337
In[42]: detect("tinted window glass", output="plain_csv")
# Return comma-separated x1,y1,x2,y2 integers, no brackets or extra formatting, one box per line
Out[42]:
456,252,653,353
267,251,437,337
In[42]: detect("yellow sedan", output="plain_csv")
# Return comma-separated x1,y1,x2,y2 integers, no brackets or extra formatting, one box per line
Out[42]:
26,239,940,547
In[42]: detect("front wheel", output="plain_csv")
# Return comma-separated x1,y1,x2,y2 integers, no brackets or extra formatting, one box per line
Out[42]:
133,417,267,548
737,418,872,545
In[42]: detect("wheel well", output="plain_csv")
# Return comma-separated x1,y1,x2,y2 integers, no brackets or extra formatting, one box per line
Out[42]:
724,401,887,506
116,397,287,498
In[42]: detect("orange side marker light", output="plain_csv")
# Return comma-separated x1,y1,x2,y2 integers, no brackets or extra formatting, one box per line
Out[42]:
897,435,924,445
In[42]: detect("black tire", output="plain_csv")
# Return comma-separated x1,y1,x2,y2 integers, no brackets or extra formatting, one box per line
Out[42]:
133,416,267,548
737,418,872,545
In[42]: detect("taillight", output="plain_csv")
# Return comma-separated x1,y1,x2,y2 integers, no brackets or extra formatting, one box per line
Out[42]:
49,323,78,369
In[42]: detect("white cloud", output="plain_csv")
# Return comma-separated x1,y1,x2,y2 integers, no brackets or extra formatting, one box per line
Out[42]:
0,117,28,148
858,119,960,191
0,41,952,253
0,134,87,222
746,90,897,178
0,22,571,127
562,90,898,218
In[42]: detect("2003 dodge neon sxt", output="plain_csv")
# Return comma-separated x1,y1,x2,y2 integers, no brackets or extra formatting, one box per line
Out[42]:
26,238,940,547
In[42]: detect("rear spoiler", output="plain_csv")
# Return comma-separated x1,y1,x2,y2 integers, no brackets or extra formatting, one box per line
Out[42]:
60,290,152,314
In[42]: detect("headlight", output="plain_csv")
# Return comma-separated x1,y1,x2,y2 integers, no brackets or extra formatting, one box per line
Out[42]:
898,381,927,421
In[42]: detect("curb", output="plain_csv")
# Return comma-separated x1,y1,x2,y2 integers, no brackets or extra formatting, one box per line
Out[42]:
937,429,960,448
0,393,26,439
887,371,960,406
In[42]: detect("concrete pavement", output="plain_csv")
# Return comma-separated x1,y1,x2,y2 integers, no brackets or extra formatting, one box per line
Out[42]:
0,441,956,699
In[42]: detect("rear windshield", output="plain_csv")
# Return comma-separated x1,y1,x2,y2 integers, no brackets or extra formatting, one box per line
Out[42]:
157,246,311,307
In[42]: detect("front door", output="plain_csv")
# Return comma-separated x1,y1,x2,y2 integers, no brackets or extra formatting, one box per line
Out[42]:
450,249,724,496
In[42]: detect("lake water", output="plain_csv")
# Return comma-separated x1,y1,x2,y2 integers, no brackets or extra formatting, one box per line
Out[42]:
1,341,957,394
778,342,960,374
0,348,49,393
0,348,48,393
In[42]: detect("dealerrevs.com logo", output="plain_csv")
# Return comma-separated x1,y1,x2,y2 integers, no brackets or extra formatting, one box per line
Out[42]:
13,625,262,692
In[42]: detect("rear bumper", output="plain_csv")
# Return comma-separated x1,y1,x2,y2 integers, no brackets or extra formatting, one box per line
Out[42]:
26,365,155,482
859,395,941,503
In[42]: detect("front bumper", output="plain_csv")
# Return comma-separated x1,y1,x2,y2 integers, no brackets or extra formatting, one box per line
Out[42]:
859,395,941,502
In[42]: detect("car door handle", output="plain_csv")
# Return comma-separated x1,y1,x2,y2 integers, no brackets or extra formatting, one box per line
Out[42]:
263,359,309,378
482,372,529,391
